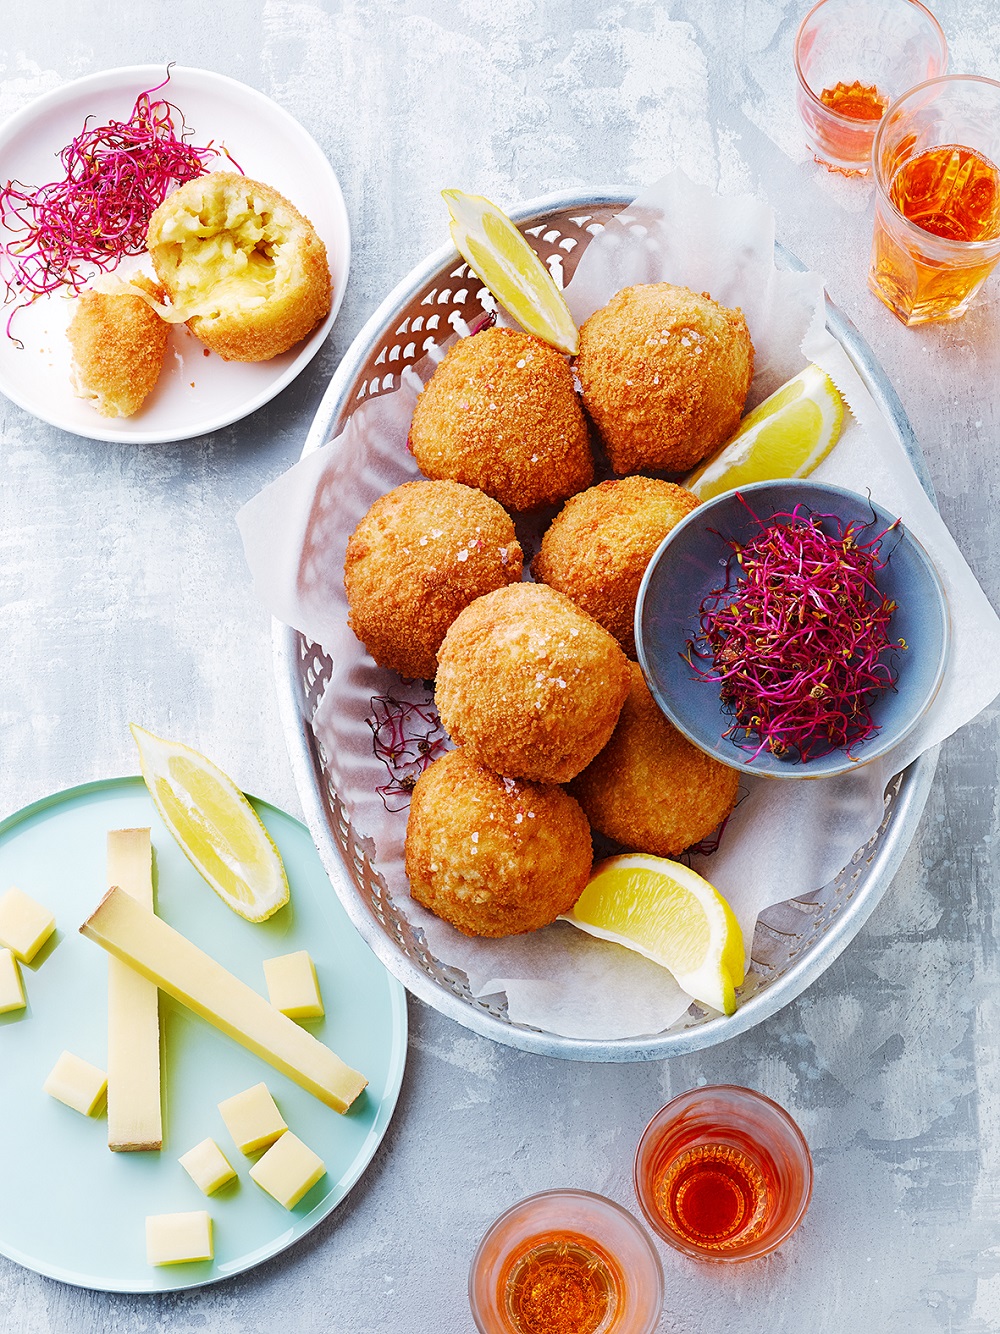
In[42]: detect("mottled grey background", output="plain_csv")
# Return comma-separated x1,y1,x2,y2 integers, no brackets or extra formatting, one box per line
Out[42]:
2,2,1000,1331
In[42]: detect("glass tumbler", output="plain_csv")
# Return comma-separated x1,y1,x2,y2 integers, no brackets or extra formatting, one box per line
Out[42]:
869,74,1000,325
794,0,947,174
469,1189,663,1334
633,1085,813,1263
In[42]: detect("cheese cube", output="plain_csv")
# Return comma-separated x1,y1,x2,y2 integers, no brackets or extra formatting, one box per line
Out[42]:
0,887,55,963
0,948,26,1014
218,1082,287,1155
43,1051,108,1116
179,1138,237,1196
146,1211,213,1265
263,951,325,1020
249,1131,326,1209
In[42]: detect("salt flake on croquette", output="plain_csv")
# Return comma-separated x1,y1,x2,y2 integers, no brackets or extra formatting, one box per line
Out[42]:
434,583,630,784
405,749,593,938
576,283,753,474
533,476,700,657
408,326,594,512
344,480,524,681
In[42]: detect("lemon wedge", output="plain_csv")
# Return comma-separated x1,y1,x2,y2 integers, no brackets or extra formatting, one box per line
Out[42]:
442,188,579,355
130,724,289,923
561,854,745,1015
685,364,845,502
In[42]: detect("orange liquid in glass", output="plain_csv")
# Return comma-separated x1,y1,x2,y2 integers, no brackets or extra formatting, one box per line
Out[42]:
807,80,888,173
653,1142,771,1251
872,143,1000,321
889,143,1000,242
499,1231,623,1334
820,80,888,122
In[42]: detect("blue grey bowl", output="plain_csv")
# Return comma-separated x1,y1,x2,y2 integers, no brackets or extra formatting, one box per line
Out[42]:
634,479,950,780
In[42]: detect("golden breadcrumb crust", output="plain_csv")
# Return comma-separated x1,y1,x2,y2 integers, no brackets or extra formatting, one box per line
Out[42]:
147,172,331,362
570,662,740,856
408,326,594,511
533,476,700,656
575,282,754,473
344,480,523,680
435,582,630,784
405,748,592,937
66,275,169,418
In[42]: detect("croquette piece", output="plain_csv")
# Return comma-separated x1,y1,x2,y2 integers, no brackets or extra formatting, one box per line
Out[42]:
405,748,592,937
408,326,594,511
575,283,754,474
435,583,630,784
533,477,700,657
344,480,523,680
570,663,740,857
67,275,169,418
147,172,331,362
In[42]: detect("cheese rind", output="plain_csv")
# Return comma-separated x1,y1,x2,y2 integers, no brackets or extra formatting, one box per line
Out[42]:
249,1131,326,1209
107,828,163,1152
146,1210,213,1265
263,950,325,1020
43,1051,108,1116
0,948,26,1014
80,888,367,1112
178,1138,237,1196
219,1082,287,1155
0,886,55,963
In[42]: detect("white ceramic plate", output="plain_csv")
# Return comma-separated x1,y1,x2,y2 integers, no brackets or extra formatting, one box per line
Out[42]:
0,65,350,443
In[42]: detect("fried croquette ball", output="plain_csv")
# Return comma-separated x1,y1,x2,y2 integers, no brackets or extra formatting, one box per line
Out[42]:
575,283,753,474
408,327,594,511
147,172,331,362
344,480,523,680
533,476,700,657
405,748,592,937
435,583,630,784
570,663,740,856
67,275,168,418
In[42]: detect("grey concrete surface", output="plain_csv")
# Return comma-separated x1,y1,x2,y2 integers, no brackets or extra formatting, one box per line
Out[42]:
2,2,1000,1330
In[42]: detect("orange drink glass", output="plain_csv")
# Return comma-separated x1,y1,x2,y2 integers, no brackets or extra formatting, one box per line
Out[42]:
469,1189,663,1334
633,1086,812,1263
869,75,1000,325
794,0,947,174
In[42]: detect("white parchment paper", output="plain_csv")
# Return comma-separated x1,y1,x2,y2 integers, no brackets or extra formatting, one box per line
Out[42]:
238,172,1000,1040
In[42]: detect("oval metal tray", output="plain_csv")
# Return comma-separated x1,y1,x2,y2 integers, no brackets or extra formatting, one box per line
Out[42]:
273,188,939,1061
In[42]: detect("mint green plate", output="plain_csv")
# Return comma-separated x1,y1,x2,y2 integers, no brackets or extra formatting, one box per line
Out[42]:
0,777,407,1292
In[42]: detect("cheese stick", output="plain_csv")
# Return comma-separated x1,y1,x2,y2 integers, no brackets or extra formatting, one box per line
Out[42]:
107,829,162,1151
81,888,366,1113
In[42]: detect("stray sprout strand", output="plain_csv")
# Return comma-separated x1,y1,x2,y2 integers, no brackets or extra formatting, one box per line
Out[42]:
366,694,448,811
677,802,741,865
685,499,903,764
0,69,234,338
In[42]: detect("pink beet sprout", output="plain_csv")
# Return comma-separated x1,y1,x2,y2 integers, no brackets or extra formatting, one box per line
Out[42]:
685,498,904,764
0,68,234,338
366,694,448,811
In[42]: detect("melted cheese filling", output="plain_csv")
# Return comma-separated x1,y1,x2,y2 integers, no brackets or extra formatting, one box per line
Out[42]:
152,192,292,320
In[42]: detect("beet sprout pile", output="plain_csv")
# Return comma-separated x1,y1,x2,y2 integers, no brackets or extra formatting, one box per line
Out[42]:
0,70,223,330
366,694,448,811
686,501,903,764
